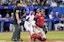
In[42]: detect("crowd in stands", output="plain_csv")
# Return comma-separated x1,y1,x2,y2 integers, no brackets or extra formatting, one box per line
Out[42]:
0,0,64,32
0,0,64,7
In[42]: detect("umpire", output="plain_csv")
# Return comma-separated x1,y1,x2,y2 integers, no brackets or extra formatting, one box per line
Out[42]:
11,1,23,41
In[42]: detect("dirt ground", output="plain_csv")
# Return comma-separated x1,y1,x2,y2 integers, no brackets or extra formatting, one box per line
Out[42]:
0,39,64,42
0,31,64,42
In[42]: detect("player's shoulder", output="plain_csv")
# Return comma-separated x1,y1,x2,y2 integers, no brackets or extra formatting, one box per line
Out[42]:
14,6,20,9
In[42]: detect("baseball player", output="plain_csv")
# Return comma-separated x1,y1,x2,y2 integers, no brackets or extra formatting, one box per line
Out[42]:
30,22,46,42
24,11,34,35
34,9,47,34
24,11,46,42
34,10,47,42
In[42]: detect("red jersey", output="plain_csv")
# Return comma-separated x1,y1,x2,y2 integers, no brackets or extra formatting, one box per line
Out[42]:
35,15,44,27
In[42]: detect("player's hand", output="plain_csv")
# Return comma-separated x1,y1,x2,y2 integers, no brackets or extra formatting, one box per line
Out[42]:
36,13,39,15
22,18,26,21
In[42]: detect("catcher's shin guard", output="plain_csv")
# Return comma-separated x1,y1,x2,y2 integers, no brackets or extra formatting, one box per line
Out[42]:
42,38,46,41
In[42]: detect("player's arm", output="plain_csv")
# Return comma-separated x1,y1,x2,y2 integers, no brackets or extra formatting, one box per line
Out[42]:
21,13,26,20
34,15,38,22
16,13,20,25
21,14,26,18
34,13,39,18
15,9,20,25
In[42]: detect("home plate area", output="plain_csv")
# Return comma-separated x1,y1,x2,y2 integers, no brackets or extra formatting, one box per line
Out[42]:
0,39,64,42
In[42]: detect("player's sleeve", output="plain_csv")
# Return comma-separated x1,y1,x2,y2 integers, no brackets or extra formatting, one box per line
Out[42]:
34,15,39,18
25,16,30,21
13,6,20,14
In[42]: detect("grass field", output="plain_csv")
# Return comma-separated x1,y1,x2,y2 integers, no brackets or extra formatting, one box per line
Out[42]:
0,31,64,42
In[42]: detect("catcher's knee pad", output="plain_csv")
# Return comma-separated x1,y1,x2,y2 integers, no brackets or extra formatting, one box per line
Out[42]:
37,32,42,37
31,32,42,39
42,38,47,41
38,38,46,41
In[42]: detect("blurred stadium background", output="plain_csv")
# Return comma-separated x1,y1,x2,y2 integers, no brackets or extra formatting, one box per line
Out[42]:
0,0,64,42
